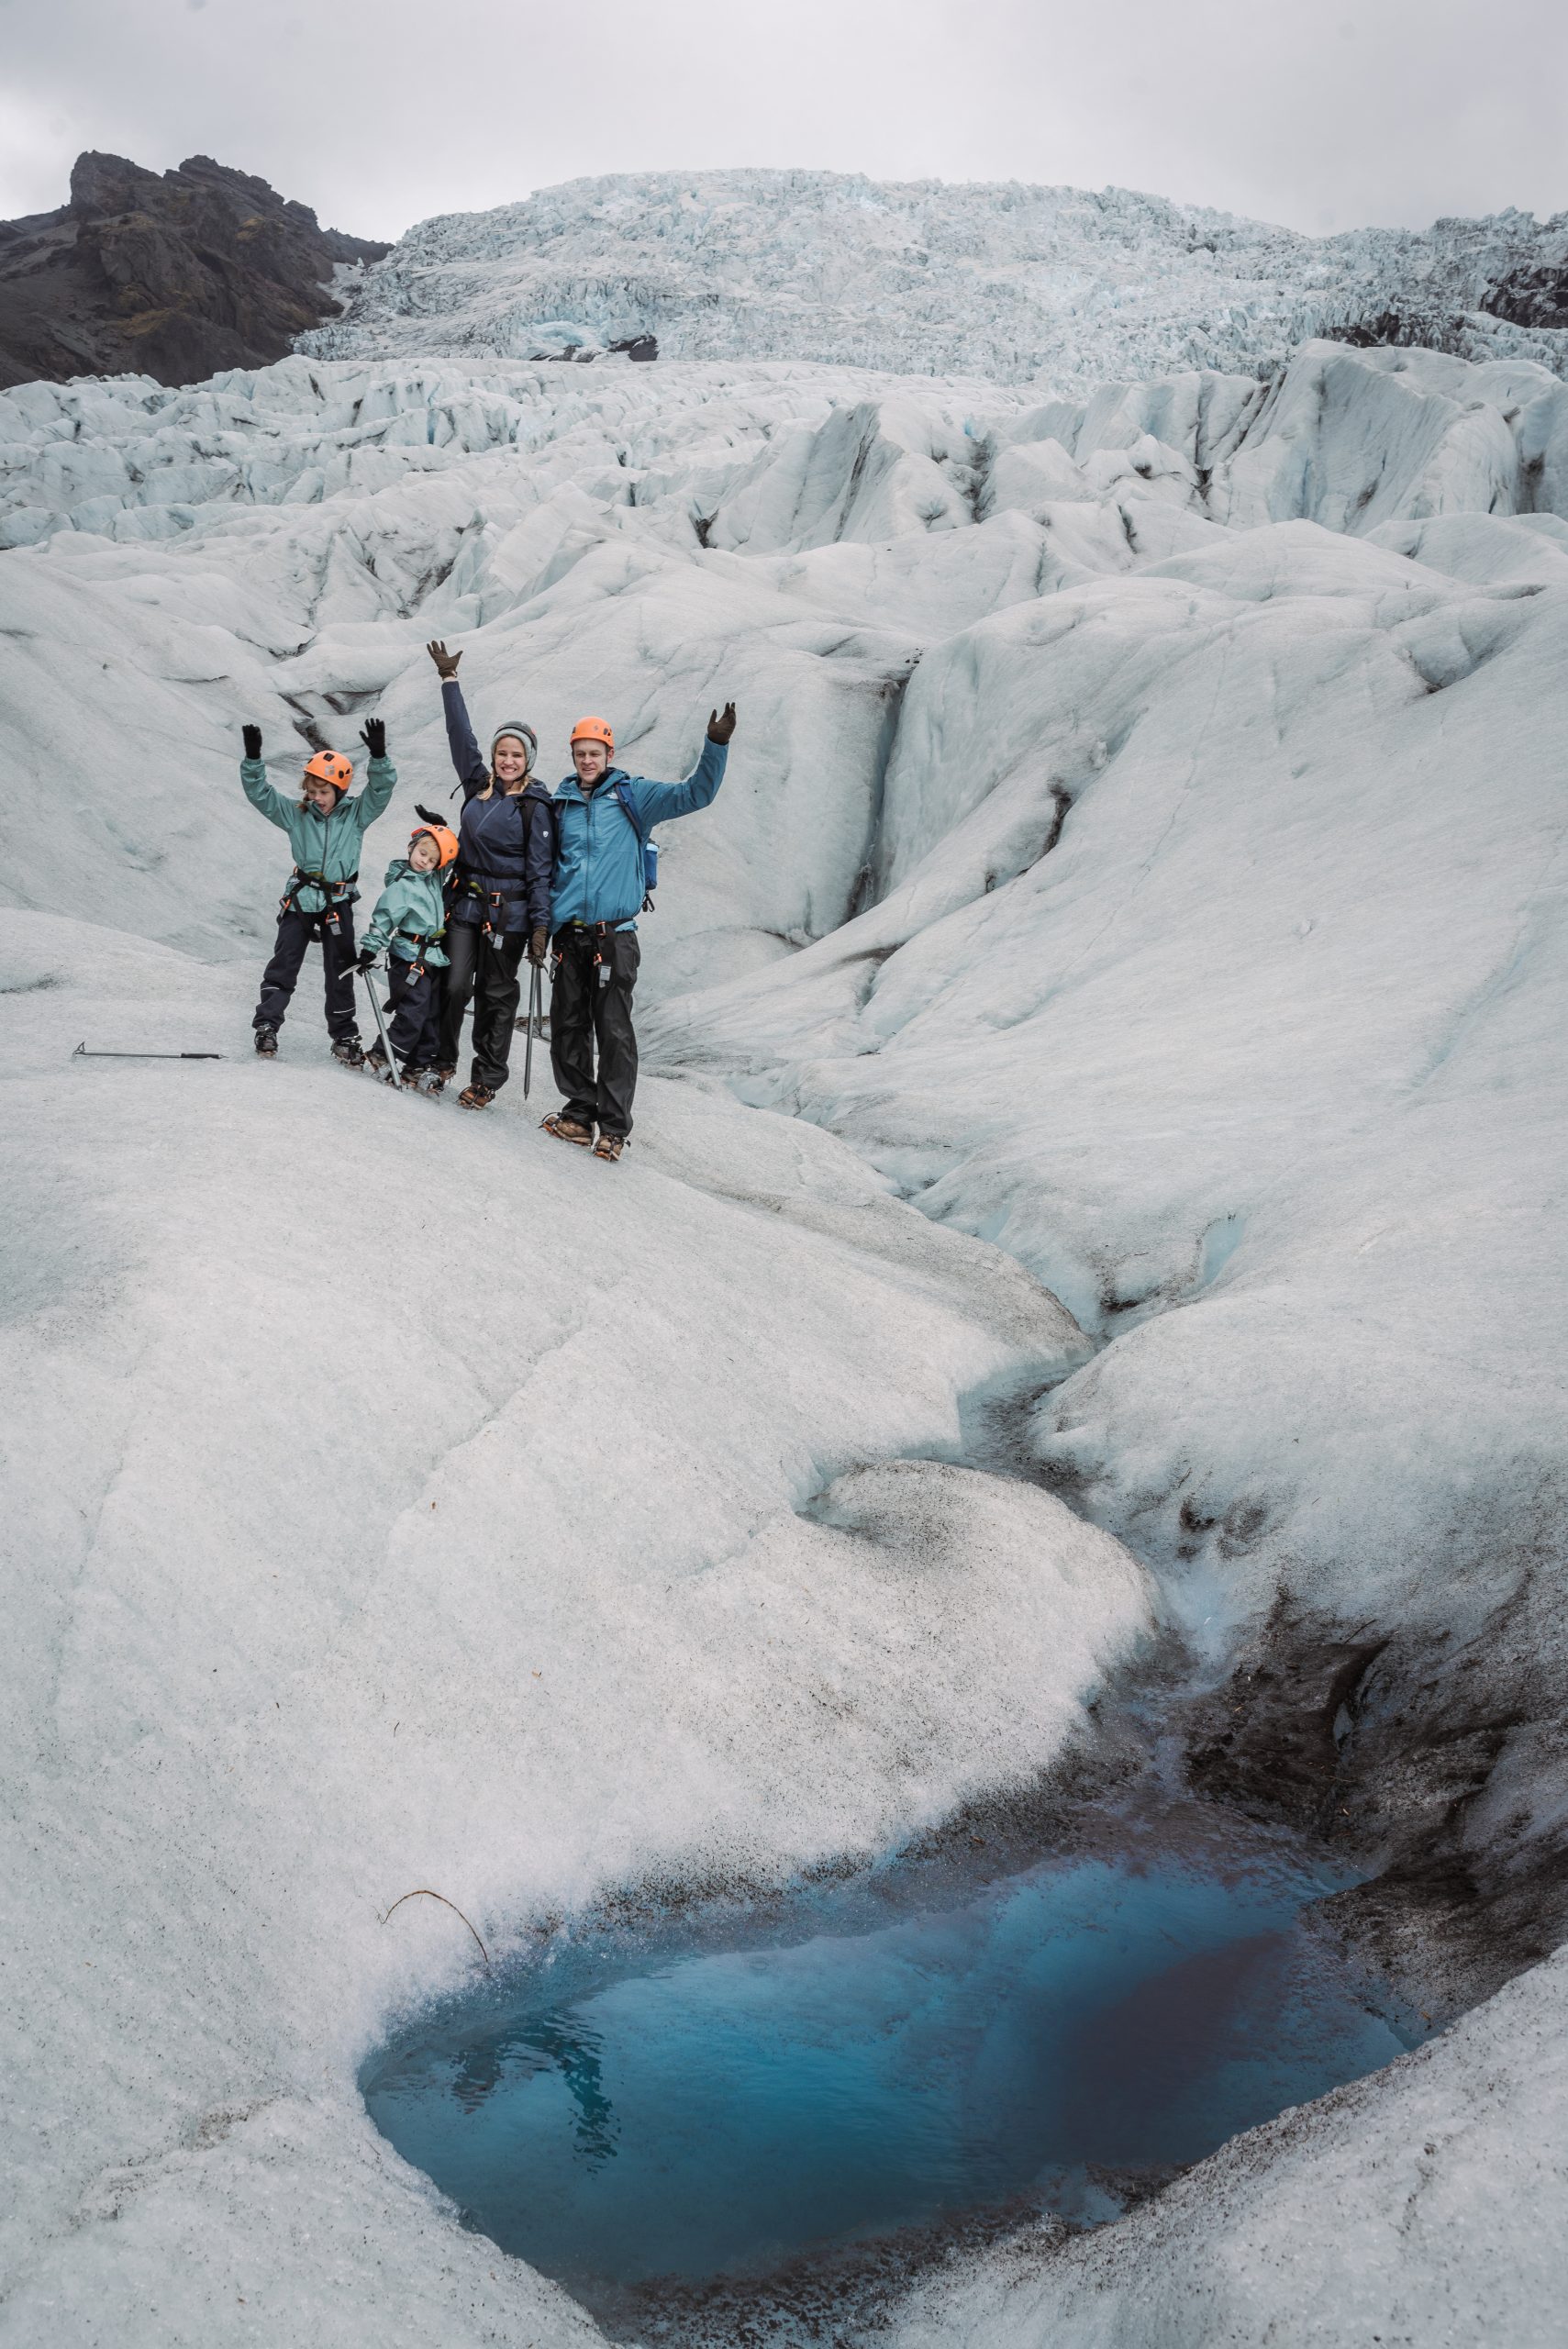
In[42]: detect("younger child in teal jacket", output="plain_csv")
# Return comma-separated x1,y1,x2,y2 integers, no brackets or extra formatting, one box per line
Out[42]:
241,718,396,1061
355,818,456,1085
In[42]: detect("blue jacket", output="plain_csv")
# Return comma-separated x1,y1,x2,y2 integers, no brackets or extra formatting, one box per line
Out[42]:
361,858,450,967
441,680,554,933
241,755,395,912
551,738,728,930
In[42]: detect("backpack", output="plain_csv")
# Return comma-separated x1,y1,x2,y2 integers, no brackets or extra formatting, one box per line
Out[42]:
609,778,659,912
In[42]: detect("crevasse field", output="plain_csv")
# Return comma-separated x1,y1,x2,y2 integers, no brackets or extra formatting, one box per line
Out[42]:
3,326,1567,2345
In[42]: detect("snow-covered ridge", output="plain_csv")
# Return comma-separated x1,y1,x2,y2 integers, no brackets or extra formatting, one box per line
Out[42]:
300,165,1568,389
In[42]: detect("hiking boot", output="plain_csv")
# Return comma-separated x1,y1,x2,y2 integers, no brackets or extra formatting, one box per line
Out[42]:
364,1044,394,1082
427,1063,457,1095
254,1026,279,1058
459,1083,496,1110
331,1032,365,1067
593,1132,627,1163
541,1113,594,1147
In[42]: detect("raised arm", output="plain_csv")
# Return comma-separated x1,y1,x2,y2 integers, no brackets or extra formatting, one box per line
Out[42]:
353,719,396,829
623,706,736,827
239,724,292,829
428,640,489,798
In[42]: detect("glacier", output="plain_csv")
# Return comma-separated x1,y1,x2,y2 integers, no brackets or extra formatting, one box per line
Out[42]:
2,320,1566,2347
298,166,1568,389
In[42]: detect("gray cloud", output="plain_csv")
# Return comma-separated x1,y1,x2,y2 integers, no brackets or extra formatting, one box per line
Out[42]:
1,0,1563,242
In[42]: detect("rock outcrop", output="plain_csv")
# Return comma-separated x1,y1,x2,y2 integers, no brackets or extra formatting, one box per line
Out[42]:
0,150,388,390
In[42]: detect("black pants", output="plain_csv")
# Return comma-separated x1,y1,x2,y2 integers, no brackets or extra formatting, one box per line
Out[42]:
550,927,640,1138
384,958,442,1071
439,922,526,1090
255,903,358,1040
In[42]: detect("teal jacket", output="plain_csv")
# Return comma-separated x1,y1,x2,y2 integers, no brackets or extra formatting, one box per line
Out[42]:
361,859,450,966
241,755,396,913
550,738,727,931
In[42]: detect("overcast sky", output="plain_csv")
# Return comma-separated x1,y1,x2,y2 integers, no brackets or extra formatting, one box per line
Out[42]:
2,0,1564,244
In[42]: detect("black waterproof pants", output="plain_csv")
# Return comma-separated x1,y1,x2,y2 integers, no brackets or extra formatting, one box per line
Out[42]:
384,957,443,1071
255,903,358,1040
438,922,525,1091
550,927,640,1138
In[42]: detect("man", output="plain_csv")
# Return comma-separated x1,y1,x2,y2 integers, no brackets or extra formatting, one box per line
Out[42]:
542,700,737,1162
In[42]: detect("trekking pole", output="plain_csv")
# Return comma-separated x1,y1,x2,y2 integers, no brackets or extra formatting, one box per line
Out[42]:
523,961,543,1098
357,967,400,1085
75,1042,222,1060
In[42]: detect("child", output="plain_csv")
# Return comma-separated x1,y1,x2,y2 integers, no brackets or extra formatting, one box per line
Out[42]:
241,718,396,1060
355,818,458,1087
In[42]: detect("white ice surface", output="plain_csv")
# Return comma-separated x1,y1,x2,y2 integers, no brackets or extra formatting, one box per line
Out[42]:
3,332,1567,2342
1,920,1138,2344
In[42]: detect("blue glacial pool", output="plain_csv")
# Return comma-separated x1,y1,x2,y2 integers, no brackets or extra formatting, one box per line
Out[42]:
363,1825,1414,2305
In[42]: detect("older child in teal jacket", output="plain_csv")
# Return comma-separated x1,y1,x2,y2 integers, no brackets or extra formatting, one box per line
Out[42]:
241,718,395,1061
355,818,457,1086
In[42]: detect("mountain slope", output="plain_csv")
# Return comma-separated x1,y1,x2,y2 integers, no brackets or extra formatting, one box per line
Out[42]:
0,150,389,391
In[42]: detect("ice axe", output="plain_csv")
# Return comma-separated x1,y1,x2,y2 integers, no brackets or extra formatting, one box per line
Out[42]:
523,960,543,1098
74,1042,222,1060
356,966,400,1084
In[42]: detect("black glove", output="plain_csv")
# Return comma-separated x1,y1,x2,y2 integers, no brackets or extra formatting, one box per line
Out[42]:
707,701,737,744
528,927,550,966
242,723,262,760
354,947,378,973
360,718,387,760
427,640,462,680
414,802,446,827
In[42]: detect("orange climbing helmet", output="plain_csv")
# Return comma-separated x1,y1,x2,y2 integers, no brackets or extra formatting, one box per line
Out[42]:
570,715,615,753
304,749,354,793
408,820,460,869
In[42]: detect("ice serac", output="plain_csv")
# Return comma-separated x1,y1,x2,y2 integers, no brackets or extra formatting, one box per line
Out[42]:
2,331,1567,2343
299,167,1568,390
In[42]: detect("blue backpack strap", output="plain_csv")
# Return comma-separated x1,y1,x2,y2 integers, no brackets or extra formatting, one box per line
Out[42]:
609,776,645,845
610,777,657,910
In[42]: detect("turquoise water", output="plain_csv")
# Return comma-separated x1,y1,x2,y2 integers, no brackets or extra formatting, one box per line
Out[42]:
363,1836,1409,2297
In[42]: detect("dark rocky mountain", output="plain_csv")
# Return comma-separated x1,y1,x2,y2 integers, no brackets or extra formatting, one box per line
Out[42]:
0,151,389,391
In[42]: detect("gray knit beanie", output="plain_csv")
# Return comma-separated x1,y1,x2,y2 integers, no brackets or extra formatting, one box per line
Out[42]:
491,721,538,772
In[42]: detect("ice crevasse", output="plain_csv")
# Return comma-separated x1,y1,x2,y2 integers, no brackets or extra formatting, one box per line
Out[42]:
0,333,1566,2345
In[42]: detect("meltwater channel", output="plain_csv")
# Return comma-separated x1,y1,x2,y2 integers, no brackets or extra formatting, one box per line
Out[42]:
363,1801,1416,2319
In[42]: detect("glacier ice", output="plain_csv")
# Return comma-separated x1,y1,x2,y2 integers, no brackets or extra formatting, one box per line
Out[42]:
300,167,1568,391
1,325,1566,2343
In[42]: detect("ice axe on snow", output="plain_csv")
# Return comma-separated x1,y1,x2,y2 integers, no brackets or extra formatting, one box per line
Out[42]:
74,1041,222,1060
356,967,401,1085
523,961,543,1098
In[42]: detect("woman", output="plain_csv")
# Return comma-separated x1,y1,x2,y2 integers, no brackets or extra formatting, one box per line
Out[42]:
425,639,555,1109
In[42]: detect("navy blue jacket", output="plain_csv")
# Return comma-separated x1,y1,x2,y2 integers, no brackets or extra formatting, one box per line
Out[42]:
551,738,727,930
442,680,554,933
